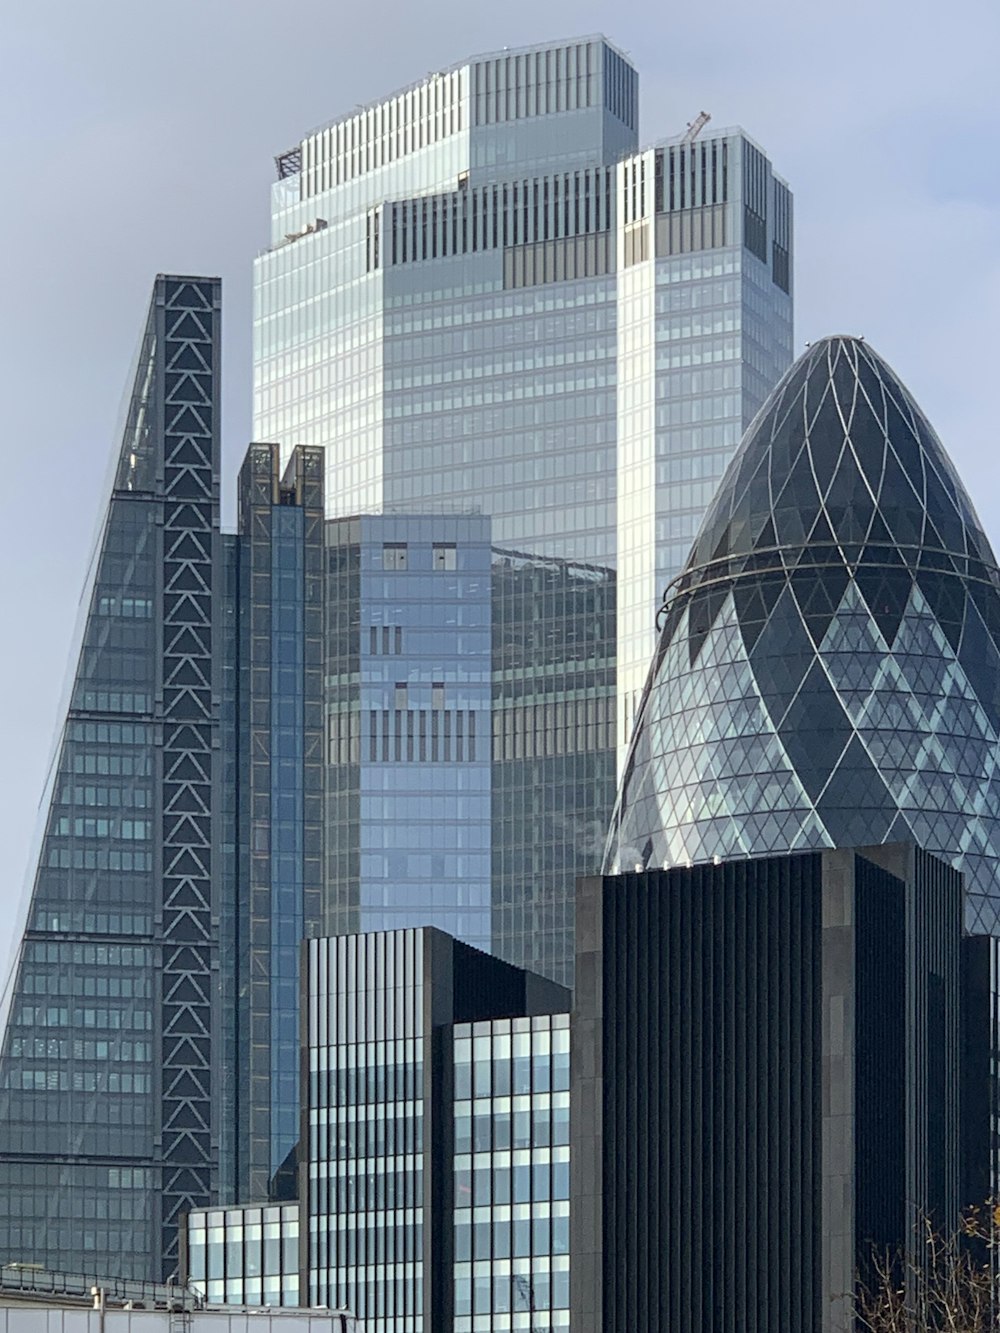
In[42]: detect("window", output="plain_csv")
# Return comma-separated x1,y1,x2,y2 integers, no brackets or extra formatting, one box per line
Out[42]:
433,542,457,570
383,543,408,570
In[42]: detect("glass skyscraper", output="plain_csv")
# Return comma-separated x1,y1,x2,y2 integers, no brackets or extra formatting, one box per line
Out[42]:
252,34,794,992
253,36,794,775
606,334,1000,936
302,929,569,1330
255,37,637,555
613,132,792,759
324,515,493,950
0,35,798,1280
225,443,326,1205
0,276,222,1279
491,551,616,988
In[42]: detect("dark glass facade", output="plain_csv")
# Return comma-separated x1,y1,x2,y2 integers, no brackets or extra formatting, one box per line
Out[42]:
608,335,1000,936
491,552,616,989
229,444,325,1204
0,276,221,1278
572,845,964,1330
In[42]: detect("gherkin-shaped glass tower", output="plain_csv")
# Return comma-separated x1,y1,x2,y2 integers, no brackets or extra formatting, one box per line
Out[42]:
605,334,1000,933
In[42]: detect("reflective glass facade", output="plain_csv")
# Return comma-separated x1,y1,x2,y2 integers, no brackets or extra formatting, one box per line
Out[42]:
0,276,221,1278
254,39,794,773
325,516,492,949
491,552,616,988
615,134,793,762
304,929,569,1330
316,523,617,993
452,1015,570,1331
255,37,636,552
607,335,1000,936
184,1202,301,1306
229,444,325,1203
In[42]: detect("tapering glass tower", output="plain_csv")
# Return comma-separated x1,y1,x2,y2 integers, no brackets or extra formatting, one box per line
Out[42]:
0,276,221,1278
606,334,1000,935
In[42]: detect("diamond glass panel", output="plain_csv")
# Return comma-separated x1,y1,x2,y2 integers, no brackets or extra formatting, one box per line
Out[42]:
606,336,1000,935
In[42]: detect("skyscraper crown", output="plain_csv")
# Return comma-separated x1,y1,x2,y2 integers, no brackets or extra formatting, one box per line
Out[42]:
684,334,993,603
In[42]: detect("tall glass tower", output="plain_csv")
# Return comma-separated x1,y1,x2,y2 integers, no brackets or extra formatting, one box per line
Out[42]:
0,276,222,1279
606,334,1000,936
253,37,794,939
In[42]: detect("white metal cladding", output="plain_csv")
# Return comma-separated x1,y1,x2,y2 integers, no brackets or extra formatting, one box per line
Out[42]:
470,38,634,127
296,39,636,201
300,67,468,199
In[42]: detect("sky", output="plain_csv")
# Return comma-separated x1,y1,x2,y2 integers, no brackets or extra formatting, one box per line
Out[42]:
0,0,997,969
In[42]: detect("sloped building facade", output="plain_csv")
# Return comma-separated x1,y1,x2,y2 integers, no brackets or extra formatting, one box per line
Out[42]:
0,276,222,1278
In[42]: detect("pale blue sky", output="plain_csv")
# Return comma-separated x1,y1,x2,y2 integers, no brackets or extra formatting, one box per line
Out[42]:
1,0,998,968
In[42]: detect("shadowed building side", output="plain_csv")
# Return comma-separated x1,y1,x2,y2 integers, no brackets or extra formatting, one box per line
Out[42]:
571,845,962,1331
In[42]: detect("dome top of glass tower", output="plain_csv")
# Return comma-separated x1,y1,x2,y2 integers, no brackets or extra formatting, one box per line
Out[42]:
684,334,992,593
605,335,1000,933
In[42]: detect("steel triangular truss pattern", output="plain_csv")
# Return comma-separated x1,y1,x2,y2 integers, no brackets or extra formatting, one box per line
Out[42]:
157,278,219,1274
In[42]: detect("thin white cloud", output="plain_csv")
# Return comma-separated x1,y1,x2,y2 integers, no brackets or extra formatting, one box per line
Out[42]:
0,0,997,964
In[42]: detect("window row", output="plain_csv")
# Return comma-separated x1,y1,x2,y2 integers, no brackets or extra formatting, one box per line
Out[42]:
454,1265,569,1316
454,1156,570,1208
4,1070,151,1093
14,1004,152,1031
68,721,151,745
68,752,151,776
56,784,152,809
455,1207,569,1261
18,973,151,998
46,849,152,871
7,1037,151,1062
455,1099,569,1153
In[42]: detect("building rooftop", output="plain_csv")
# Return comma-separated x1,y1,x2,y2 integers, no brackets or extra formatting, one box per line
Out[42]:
276,33,633,175
0,1264,201,1311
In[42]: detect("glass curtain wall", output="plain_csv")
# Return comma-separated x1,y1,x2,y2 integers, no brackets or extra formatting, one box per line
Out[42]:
0,276,222,1278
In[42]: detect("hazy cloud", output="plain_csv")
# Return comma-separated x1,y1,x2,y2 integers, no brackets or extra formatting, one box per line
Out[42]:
1,0,997,963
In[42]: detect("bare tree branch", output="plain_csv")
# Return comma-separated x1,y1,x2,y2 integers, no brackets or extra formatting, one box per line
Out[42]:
855,1204,997,1332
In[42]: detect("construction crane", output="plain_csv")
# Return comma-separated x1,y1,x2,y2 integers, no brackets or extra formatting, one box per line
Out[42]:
682,111,711,143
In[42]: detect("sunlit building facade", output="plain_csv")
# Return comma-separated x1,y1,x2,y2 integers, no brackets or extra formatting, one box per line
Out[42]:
303,929,569,1330
606,335,1000,936
324,515,493,951
253,36,794,775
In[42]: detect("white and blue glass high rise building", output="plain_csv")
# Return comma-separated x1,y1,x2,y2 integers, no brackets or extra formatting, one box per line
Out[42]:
253,40,794,998
323,513,494,951
253,35,794,781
